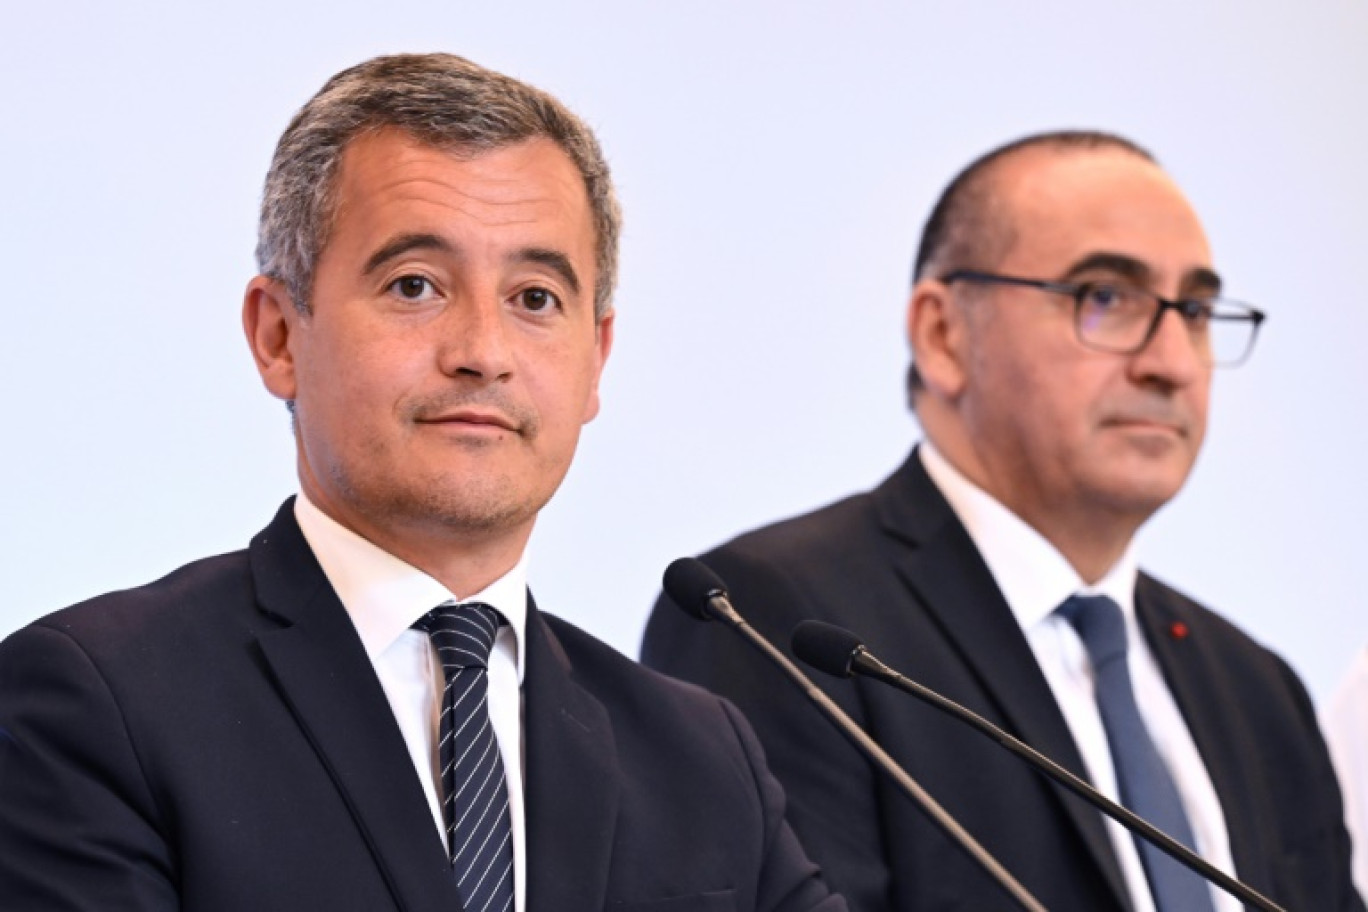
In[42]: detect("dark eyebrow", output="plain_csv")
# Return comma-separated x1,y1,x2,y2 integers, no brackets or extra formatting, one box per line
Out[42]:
1059,252,1152,286
1061,253,1224,297
514,247,581,296
361,235,582,296
362,233,454,276
1182,266,1223,296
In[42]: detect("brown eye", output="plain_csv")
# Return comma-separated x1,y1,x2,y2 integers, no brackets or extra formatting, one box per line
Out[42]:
519,288,559,312
1081,283,1126,311
390,276,433,300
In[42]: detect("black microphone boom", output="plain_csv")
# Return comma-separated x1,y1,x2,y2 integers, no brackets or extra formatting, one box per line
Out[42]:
661,558,1050,912
792,619,1285,912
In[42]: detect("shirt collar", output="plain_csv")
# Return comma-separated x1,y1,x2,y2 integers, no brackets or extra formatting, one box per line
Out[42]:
918,442,1138,628
293,492,527,682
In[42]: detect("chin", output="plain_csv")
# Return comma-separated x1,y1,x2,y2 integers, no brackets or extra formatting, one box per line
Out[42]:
416,487,542,536
1096,474,1188,518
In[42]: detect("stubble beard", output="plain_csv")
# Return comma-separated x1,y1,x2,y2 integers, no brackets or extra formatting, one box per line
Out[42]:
330,450,546,544
328,420,582,553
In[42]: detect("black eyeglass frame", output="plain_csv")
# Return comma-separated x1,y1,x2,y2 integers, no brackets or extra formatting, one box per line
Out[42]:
939,269,1267,367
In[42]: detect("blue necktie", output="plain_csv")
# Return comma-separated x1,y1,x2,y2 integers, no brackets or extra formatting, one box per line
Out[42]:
1059,595,1215,912
414,602,515,912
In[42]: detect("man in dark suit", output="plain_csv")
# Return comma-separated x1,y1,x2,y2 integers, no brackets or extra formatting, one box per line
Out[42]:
644,132,1362,911
0,54,844,912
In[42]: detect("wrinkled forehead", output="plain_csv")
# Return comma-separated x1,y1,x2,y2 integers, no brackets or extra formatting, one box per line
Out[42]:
988,147,1214,289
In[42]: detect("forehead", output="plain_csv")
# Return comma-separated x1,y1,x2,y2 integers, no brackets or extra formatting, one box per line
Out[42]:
989,147,1212,284
325,129,596,267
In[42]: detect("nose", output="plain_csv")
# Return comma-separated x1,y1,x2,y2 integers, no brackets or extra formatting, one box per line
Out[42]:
438,297,515,382
1128,307,1205,388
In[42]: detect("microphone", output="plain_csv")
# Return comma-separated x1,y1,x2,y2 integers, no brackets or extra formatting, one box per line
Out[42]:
661,558,1050,912
662,557,732,622
792,620,1285,912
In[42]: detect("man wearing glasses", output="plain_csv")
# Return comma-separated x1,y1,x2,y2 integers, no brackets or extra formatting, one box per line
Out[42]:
644,132,1361,912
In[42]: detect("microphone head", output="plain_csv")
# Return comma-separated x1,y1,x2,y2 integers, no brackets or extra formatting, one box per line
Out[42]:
662,558,730,622
791,620,864,678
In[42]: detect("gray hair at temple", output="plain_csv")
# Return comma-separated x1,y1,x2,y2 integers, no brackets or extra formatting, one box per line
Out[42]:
905,129,1156,404
255,53,621,319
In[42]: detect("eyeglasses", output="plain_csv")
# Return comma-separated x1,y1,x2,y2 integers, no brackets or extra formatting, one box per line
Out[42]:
940,269,1267,367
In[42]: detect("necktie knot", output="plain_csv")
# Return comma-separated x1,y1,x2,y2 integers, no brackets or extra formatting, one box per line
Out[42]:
414,601,502,671
1059,594,1128,671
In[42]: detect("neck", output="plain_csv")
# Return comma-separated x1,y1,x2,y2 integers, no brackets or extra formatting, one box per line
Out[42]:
364,521,529,598
1030,517,1134,585
922,421,1142,585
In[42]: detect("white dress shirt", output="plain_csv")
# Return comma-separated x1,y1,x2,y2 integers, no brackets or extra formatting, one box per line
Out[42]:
919,443,1238,912
294,494,527,912
1323,646,1368,900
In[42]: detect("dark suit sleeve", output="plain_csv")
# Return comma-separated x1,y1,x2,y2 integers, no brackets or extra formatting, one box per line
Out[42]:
1142,577,1367,912
0,624,177,910
1266,650,1366,912
715,699,847,912
644,548,889,912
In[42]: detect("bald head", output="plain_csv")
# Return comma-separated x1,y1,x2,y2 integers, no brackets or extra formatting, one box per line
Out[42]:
914,130,1157,283
904,132,1217,581
907,131,1157,398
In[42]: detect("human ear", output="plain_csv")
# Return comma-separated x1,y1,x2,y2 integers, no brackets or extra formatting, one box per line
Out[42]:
242,276,301,403
907,279,969,400
582,310,615,424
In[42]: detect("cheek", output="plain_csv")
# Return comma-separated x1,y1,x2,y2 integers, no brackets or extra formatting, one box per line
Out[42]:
544,367,599,434
300,332,413,427
580,385,601,424
524,336,603,421
1007,361,1114,461
1185,379,1212,446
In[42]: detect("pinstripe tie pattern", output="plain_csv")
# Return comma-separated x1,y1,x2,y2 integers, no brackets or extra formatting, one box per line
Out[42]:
414,602,515,912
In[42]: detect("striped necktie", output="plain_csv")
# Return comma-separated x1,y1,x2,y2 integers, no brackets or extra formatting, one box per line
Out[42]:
414,601,515,912
1059,595,1215,912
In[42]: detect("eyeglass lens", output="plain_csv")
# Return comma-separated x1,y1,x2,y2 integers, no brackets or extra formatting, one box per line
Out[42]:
1074,284,1255,366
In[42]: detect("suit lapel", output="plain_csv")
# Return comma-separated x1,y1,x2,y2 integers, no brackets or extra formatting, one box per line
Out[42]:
521,600,619,912
1136,578,1276,900
249,501,457,912
876,454,1133,908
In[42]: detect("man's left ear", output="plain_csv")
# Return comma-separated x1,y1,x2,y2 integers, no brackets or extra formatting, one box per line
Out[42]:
583,310,615,424
243,276,301,403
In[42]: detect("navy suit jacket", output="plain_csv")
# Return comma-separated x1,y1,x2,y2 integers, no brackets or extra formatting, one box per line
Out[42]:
0,501,845,912
643,451,1362,912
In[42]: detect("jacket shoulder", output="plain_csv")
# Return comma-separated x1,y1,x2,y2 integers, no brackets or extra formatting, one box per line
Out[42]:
1137,572,1294,673
720,492,879,564
541,611,733,716
16,548,257,663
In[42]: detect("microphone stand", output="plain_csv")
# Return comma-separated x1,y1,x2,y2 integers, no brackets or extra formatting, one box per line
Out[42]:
842,643,1284,912
662,559,1051,912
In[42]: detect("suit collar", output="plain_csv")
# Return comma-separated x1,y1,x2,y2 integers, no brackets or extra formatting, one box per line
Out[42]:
874,452,1134,908
520,600,620,912
292,492,529,683
1135,579,1274,899
249,500,459,912
918,442,1141,625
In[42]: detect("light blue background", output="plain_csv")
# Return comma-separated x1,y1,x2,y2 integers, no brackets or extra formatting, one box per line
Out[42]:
2,2,1365,701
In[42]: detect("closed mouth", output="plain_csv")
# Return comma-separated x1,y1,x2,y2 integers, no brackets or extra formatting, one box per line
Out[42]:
417,409,519,432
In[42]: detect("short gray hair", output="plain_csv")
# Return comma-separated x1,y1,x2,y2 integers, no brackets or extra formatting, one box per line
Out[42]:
256,53,621,319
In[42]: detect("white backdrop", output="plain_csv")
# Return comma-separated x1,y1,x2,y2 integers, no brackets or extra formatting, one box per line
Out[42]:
2,2,1365,701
